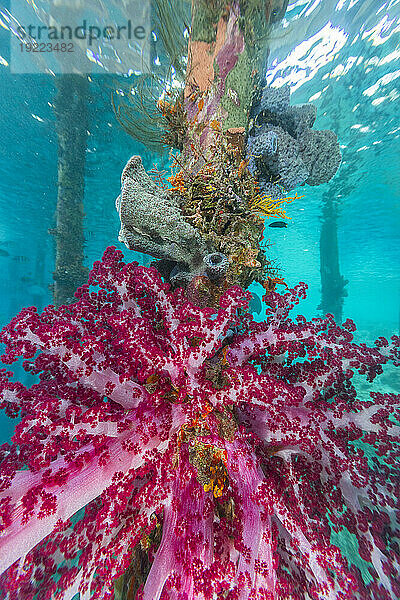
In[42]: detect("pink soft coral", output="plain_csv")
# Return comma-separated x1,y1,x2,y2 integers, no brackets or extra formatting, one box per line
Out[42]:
0,247,399,600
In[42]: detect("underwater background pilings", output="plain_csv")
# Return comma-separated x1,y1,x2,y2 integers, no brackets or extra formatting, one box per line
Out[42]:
319,193,348,323
52,74,89,306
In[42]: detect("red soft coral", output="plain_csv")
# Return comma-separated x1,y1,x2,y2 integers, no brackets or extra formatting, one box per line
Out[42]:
0,247,399,600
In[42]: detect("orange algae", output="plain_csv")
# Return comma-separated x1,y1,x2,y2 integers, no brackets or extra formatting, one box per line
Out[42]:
249,191,304,221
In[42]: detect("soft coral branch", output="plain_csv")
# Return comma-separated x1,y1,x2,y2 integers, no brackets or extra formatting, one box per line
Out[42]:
0,247,399,600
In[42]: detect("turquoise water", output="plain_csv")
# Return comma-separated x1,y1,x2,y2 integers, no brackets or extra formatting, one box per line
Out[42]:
0,0,399,438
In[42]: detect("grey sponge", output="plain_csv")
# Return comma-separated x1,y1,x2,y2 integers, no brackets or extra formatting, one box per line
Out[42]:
248,125,309,191
203,253,229,281
259,84,291,114
298,129,342,186
247,85,341,193
116,155,207,268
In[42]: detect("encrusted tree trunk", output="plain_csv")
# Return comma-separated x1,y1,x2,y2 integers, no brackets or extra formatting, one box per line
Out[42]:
52,74,89,306
319,194,347,323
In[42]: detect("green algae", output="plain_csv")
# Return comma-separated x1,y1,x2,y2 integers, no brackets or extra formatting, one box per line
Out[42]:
220,47,254,130
191,0,225,43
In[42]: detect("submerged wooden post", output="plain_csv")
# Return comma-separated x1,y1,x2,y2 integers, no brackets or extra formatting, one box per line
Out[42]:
184,0,288,162
115,0,288,600
319,194,347,323
52,74,89,306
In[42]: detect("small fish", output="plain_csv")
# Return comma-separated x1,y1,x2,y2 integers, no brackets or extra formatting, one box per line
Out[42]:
268,221,287,228
0,249,9,257
249,292,262,315
12,256,30,263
